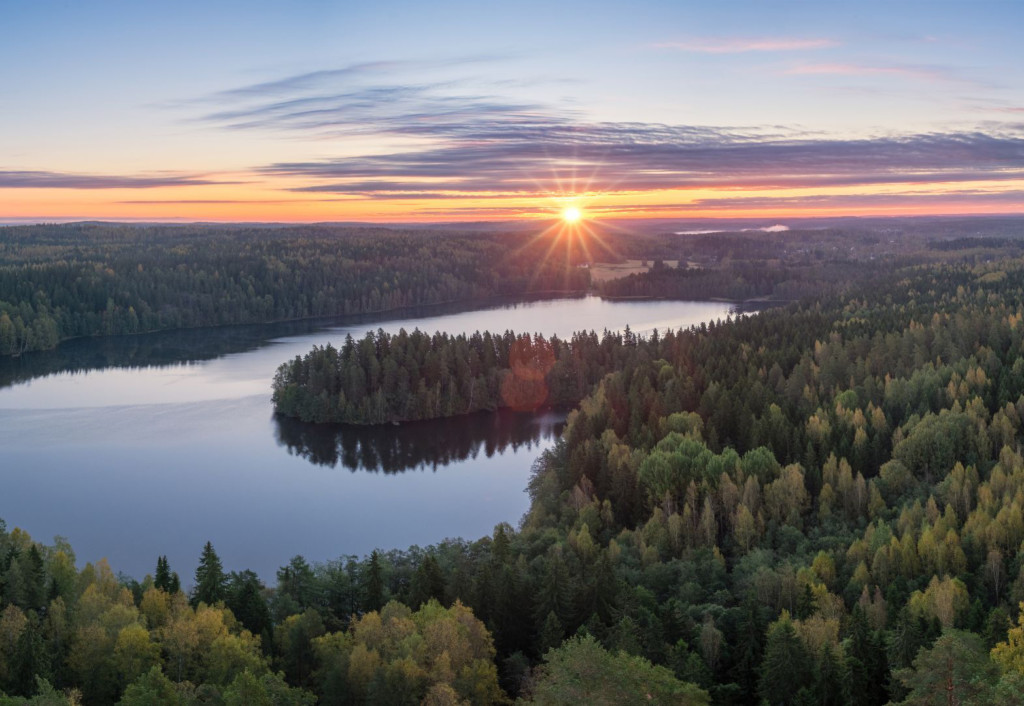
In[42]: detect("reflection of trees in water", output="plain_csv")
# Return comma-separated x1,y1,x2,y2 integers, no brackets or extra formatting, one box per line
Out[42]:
273,409,566,473
0,324,276,388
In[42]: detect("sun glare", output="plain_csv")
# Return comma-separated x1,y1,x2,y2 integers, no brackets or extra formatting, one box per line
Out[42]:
562,206,582,223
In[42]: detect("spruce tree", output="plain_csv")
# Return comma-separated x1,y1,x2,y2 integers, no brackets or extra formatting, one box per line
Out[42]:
155,555,182,595
154,556,171,591
409,555,446,608
758,618,810,706
191,541,226,607
226,570,273,646
362,550,385,612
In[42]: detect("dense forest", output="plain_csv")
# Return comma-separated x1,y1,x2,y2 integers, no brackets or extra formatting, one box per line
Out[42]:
7,218,1024,358
9,254,1024,702
12,219,1024,703
0,223,590,356
596,261,880,302
271,327,667,424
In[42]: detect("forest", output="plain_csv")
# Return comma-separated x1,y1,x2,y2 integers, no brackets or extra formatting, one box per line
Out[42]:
6,218,1024,358
595,261,887,302
271,327,658,424
9,250,1024,703
0,223,590,356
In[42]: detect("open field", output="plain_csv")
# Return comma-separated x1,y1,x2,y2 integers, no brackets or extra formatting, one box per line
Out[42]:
587,259,681,283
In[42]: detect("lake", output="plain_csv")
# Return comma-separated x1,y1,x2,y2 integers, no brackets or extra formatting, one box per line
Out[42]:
0,296,734,581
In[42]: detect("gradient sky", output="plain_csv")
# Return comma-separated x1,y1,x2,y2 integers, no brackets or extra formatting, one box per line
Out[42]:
3,0,1024,222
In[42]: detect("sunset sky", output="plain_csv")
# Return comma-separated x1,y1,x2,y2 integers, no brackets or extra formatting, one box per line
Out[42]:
3,0,1024,223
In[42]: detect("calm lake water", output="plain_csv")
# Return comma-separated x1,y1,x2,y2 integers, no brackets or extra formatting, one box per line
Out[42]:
0,296,733,581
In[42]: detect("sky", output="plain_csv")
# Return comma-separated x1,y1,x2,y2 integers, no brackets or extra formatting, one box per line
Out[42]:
2,0,1024,223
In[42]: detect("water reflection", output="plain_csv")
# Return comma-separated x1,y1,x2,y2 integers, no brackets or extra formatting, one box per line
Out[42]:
274,409,566,473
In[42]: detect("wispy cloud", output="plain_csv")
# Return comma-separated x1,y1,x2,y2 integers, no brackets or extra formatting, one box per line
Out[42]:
655,37,838,53
0,170,235,190
672,188,1024,211
176,56,510,105
184,59,565,141
786,61,994,89
117,199,301,204
261,126,1024,198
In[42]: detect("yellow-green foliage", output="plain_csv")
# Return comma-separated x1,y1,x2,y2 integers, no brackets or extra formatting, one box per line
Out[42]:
313,599,505,705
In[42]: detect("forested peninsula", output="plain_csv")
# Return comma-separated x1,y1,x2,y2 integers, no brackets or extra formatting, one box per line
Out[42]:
271,327,667,424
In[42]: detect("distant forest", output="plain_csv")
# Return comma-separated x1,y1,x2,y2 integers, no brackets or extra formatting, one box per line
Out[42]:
0,223,590,356
10,250,1024,702
6,219,1024,357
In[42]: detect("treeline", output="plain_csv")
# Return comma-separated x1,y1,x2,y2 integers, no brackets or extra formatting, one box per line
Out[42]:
271,326,671,424
0,223,590,356
597,261,884,302
0,530,708,705
930,237,1018,251
5,218,1020,358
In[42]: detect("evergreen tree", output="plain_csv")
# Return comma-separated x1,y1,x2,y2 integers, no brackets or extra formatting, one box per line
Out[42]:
758,618,811,706
845,607,889,706
190,541,226,606
362,550,385,613
226,570,273,645
408,554,446,608
153,555,181,595
730,594,765,703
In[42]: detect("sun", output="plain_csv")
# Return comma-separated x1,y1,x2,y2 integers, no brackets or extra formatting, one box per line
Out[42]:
562,206,582,223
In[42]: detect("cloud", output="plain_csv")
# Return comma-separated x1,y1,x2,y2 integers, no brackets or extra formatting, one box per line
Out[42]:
117,199,302,204
261,126,1024,199
412,187,1024,218
171,56,511,106
677,189,1024,210
210,62,407,100
178,60,1024,215
0,170,234,190
655,37,838,53
786,62,993,89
